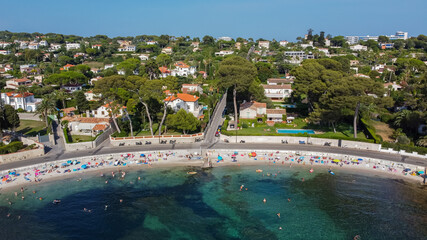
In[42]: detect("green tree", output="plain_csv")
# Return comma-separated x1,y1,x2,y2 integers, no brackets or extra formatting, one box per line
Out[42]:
155,53,172,67
202,35,215,46
73,91,90,113
166,109,200,134
378,36,390,43
35,95,56,128
4,105,20,132
217,56,258,125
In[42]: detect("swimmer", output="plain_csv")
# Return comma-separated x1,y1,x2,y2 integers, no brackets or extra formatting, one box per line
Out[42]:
138,176,141,180
279,227,282,230
21,187,24,192
39,197,43,201
17,215,21,220
240,185,244,191
263,198,267,203
105,180,108,184
6,213,11,218
287,198,291,202
8,201,12,205
32,190,36,194
245,188,248,191
77,178,82,182
21,196,25,200
301,178,304,182
277,213,281,218
119,199,123,203
14,192,18,197
105,205,108,211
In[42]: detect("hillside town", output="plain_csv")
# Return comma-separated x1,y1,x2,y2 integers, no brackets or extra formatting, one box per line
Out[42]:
0,30,426,157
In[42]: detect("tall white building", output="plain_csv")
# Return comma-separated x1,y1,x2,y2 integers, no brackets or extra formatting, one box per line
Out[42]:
66,43,81,51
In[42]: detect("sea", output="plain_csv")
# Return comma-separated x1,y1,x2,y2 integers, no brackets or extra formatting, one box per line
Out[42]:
0,165,426,240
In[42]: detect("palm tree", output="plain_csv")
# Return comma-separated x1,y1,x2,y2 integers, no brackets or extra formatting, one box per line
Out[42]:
35,95,56,128
54,89,68,109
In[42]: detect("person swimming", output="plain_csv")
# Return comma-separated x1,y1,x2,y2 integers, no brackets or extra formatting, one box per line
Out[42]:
263,198,267,203
53,199,61,204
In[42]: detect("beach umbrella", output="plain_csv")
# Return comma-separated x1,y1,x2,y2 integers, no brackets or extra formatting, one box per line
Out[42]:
418,171,425,174
358,158,363,161
218,156,223,160
81,165,87,169
351,159,359,163
251,152,257,157
232,154,236,157
333,159,341,163
140,154,145,157
61,163,67,166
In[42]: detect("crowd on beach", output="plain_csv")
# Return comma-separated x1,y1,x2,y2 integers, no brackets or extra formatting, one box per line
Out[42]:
1,149,425,191
0,149,425,224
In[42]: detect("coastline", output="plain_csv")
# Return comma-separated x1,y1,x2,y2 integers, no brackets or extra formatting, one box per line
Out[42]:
0,149,425,192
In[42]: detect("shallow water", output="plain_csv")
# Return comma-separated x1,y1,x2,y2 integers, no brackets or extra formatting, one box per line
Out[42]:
0,165,426,240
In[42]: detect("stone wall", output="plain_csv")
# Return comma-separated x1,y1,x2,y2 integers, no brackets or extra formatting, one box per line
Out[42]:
110,133,204,146
220,135,382,151
63,127,114,151
0,137,45,163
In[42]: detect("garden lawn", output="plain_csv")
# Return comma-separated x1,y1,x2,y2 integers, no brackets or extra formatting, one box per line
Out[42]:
70,135,95,142
16,120,47,136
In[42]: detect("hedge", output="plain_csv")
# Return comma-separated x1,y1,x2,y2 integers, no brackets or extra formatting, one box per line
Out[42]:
0,141,25,154
360,118,382,143
381,142,427,155
63,128,71,143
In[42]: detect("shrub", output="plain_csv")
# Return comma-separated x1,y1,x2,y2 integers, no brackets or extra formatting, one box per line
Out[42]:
242,122,248,128
397,135,410,145
380,113,394,123
0,141,25,154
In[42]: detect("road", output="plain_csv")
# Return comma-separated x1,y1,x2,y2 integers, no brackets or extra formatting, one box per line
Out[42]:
1,142,425,171
203,92,227,144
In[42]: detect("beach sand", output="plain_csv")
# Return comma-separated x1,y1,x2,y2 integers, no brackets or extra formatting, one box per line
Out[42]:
0,149,425,193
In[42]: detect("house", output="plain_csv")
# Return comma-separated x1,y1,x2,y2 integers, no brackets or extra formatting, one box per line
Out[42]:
66,43,81,51
318,48,329,56
191,42,200,48
91,44,102,49
350,44,367,51
164,93,203,117
279,41,289,47
0,50,11,55
28,42,39,50
0,92,42,112
379,43,394,49
138,54,149,61
90,102,125,118
84,91,101,101
5,78,33,89
284,51,314,64
354,73,370,78
218,37,232,41
63,116,110,135
171,62,196,77
384,82,402,92
118,45,136,52
239,101,266,120
159,66,171,78
61,84,82,93
39,40,48,47
73,53,87,59
49,44,62,51
267,78,293,85
182,84,203,94
262,84,293,101
61,107,76,117
104,64,114,69
146,41,157,45
0,42,12,48
350,60,359,66
90,76,103,85
215,50,234,57
161,47,173,54
20,64,37,73
258,41,270,49
266,109,287,123
235,42,241,50
62,64,75,70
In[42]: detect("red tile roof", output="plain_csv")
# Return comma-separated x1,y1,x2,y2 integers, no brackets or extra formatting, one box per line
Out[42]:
93,124,108,131
159,66,170,73
266,109,287,114
175,61,189,68
261,84,292,89
164,93,199,102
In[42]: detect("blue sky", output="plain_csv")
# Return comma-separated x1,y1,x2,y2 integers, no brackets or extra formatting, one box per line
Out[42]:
1,0,426,40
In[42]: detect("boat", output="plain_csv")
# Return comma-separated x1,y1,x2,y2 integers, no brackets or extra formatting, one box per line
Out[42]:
187,171,197,175
309,168,314,173
328,170,335,175
256,169,263,173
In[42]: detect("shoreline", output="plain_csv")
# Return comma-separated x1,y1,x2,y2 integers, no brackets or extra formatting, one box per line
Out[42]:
0,149,425,192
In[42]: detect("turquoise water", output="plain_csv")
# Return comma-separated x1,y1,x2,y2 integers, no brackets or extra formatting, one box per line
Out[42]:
277,129,315,134
0,165,426,239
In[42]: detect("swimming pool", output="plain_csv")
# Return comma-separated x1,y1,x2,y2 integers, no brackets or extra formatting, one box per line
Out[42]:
277,129,315,134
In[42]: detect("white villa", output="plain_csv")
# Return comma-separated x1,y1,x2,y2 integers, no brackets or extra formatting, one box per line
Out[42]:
171,62,196,77
63,116,110,135
239,101,266,119
90,102,126,118
5,78,33,89
118,45,136,52
66,43,81,51
262,84,293,101
164,93,203,118
215,50,234,57
1,92,42,112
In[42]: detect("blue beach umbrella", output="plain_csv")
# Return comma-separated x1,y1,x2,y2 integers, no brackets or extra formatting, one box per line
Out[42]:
81,165,87,169
140,154,145,157
218,156,223,160
418,171,425,174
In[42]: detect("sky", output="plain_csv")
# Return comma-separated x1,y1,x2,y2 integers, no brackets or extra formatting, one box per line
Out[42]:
1,0,426,41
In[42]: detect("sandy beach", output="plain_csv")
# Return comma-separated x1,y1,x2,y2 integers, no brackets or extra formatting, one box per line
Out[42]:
0,149,425,192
